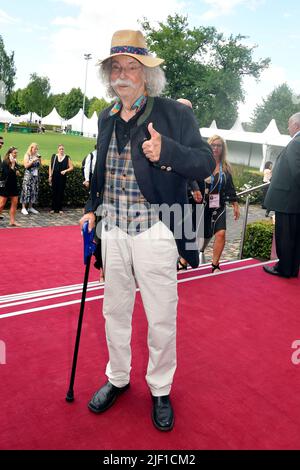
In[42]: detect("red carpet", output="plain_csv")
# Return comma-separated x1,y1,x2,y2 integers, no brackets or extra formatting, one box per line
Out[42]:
1,226,300,449
0,226,99,296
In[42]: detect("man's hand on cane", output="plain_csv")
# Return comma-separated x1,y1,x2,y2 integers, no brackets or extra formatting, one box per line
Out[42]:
80,212,96,232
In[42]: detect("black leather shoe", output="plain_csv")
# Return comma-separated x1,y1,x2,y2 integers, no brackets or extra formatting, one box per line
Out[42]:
88,381,130,413
263,265,290,278
152,395,174,431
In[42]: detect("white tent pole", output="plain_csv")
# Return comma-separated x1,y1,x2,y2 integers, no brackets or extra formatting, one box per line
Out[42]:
260,144,268,172
247,143,253,167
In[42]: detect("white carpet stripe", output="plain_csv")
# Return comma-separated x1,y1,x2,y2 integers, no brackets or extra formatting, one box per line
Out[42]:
0,285,103,310
0,281,103,302
0,259,275,320
0,258,252,302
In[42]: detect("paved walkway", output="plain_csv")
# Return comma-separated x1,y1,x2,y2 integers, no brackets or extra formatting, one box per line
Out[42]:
0,204,271,262
0,208,85,229
204,204,270,261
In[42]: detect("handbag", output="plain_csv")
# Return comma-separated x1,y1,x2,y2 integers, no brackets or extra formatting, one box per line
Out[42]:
0,163,7,188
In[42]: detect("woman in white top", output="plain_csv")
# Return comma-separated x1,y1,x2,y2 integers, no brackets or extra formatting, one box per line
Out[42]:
20,143,41,215
262,161,273,217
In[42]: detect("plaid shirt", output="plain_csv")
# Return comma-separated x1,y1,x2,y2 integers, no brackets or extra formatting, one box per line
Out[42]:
102,126,159,236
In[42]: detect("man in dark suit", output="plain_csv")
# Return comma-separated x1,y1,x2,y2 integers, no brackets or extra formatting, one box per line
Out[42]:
80,29,215,431
263,112,300,278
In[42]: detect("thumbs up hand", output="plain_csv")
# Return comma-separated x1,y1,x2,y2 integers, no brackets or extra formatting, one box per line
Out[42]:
142,122,161,162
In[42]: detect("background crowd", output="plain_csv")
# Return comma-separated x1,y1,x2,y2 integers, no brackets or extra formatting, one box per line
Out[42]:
0,139,77,222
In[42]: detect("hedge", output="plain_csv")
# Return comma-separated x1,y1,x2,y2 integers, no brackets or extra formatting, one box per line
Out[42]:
13,162,264,209
231,165,264,205
0,121,63,133
242,220,274,260
16,164,89,208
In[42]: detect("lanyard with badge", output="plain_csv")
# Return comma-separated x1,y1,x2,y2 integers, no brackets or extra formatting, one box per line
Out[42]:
209,163,223,209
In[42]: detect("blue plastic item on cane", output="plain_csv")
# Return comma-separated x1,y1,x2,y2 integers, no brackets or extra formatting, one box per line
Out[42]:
82,221,97,265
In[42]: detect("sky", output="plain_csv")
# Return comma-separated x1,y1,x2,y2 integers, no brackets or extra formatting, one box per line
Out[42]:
0,0,299,122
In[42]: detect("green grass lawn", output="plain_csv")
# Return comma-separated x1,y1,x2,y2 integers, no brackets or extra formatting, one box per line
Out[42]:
0,131,96,166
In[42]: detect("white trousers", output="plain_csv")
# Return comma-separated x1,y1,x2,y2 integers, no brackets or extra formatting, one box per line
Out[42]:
101,221,179,396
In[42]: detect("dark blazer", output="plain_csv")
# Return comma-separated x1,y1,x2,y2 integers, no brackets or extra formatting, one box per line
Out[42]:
87,96,215,267
264,134,300,213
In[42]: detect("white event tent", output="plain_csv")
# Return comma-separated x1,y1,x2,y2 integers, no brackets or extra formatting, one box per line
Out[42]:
65,108,98,137
84,111,98,136
0,107,21,124
18,112,41,123
200,118,290,171
0,105,97,136
41,107,65,127
1,104,290,157
66,108,85,133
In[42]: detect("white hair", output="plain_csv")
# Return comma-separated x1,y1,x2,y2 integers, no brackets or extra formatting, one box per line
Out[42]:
98,59,167,98
290,112,300,126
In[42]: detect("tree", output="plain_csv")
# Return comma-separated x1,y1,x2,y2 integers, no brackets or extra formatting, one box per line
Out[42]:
88,97,110,117
59,88,84,120
6,89,27,115
48,92,67,117
250,84,299,133
22,73,51,118
0,35,16,105
140,15,270,128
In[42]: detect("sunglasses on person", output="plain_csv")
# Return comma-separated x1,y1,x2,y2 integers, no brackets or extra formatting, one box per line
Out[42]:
211,144,223,149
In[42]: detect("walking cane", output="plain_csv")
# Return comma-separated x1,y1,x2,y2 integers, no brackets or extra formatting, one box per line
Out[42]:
66,221,96,402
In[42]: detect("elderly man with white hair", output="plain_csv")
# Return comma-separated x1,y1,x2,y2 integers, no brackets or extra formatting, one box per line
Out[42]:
80,29,215,431
264,112,300,278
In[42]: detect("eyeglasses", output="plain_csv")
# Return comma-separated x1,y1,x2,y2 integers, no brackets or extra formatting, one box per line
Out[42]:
111,64,143,75
211,144,223,149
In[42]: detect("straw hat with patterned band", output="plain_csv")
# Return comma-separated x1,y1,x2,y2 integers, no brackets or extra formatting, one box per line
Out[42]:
97,30,164,68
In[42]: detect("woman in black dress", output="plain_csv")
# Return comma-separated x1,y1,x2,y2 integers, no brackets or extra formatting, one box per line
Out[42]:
49,144,73,214
0,147,21,227
199,135,240,272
